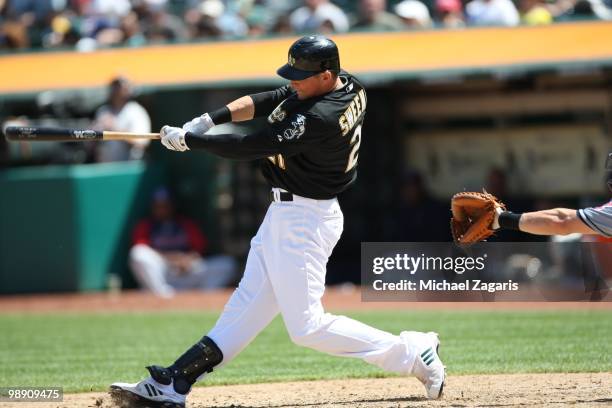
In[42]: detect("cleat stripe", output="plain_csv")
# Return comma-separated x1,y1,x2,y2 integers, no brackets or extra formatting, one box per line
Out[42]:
420,347,432,358
421,349,433,360
144,384,153,397
424,355,435,365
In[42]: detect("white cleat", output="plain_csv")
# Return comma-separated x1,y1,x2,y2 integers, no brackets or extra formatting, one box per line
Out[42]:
109,377,186,408
402,331,446,399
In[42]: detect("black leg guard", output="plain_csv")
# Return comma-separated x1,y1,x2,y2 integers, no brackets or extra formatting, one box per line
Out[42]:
147,336,223,395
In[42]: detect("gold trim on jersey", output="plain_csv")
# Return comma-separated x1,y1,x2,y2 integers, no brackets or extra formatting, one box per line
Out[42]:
339,89,367,136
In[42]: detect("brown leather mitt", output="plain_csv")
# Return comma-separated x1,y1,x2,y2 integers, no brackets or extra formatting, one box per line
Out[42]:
450,191,506,244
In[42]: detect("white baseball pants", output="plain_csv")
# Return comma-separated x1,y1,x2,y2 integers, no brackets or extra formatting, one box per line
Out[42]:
207,191,418,374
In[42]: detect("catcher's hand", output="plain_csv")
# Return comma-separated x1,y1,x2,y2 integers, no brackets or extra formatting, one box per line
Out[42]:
450,191,506,244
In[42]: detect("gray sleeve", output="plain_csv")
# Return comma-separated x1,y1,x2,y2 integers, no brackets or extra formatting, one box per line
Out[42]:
577,201,612,237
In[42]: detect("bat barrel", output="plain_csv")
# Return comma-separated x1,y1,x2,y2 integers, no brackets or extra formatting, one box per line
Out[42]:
4,126,103,142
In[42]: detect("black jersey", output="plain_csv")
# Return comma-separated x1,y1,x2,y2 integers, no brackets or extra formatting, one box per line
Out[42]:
186,71,366,199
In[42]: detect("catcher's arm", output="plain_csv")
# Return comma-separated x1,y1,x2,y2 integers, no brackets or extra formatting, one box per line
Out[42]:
453,192,605,243
501,208,596,236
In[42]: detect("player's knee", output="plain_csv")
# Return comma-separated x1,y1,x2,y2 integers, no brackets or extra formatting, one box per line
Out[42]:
287,324,326,348
289,331,318,348
129,243,153,261
129,244,166,268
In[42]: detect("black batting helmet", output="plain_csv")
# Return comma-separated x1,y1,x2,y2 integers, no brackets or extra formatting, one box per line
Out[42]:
277,35,341,81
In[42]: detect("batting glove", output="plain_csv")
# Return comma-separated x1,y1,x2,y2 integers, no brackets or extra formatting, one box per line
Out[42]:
160,125,189,152
182,113,215,136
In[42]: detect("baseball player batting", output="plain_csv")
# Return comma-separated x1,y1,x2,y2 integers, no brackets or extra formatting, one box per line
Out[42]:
110,35,445,407
451,152,612,243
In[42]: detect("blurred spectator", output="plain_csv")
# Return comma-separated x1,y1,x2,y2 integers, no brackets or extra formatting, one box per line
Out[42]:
92,76,151,162
141,2,188,43
184,1,223,39
289,0,350,33
465,0,520,26
520,0,553,24
120,11,147,47
570,0,612,19
395,0,433,28
89,0,132,17
129,187,238,298
392,170,449,242
215,2,250,38
270,13,294,34
243,5,269,36
4,0,609,52
185,0,249,39
352,0,404,31
435,0,466,27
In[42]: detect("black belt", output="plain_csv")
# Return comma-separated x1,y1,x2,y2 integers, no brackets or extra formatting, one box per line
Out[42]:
271,191,293,202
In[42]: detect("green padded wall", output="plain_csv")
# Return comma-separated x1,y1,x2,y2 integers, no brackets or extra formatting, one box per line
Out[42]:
0,162,164,294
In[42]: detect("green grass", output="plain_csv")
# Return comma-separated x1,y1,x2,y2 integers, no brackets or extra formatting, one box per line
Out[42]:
0,310,610,392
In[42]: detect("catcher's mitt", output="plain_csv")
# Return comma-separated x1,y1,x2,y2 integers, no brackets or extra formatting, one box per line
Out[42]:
450,191,506,244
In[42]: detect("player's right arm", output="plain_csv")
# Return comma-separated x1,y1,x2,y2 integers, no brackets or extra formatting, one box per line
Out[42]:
182,86,291,134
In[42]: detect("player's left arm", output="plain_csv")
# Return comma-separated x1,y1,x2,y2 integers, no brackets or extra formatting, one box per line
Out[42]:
181,86,292,134
516,208,597,235
496,203,612,237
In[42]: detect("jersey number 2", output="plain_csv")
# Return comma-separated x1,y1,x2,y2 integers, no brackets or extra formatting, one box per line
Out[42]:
268,154,286,170
345,124,362,173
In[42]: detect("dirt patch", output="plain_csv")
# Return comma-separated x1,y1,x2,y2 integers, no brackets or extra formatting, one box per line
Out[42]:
1,288,611,313
2,373,610,408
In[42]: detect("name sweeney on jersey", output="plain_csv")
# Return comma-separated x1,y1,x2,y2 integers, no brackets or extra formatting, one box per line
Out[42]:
339,89,367,136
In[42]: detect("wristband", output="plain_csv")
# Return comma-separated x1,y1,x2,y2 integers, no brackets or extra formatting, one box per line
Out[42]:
209,106,231,125
498,211,522,231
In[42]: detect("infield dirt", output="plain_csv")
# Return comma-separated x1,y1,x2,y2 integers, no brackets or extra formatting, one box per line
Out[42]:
1,373,610,407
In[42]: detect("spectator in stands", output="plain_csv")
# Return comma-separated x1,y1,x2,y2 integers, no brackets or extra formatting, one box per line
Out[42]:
289,0,349,33
129,187,238,298
42,10,82,48
140,1,188,43
243,5,269,37
435,0,466,27
92,76,151,162
520,0,553,24
1,0,60,48
395,0,433,28
571,0,612,19
352,0,404,31
184,2,222,39
120,11,147,47
270,13,294,34
465,0,520,26
197,0,251,39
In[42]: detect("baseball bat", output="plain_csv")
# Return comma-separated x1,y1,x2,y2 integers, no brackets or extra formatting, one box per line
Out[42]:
3,126,160,142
